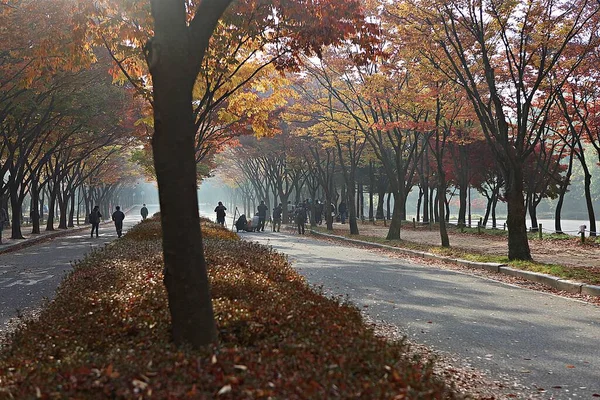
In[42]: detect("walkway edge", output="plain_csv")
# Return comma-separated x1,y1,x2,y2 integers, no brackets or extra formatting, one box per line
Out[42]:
0,221,113,256
310,230,600,298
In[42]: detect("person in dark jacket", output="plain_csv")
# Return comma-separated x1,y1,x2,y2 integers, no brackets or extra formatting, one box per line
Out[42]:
214,201,227,225
257,200,268,232
235,214,248,232
294,204,307,234
89,205,102,238
140,204,149,220
112,206,125,238
338,201,347,224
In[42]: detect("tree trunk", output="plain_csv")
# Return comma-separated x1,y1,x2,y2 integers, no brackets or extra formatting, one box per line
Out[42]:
45,185,58,231
31,179,40,234
386,192,391,220
348,180,359,235
438,175,449,247
554,153,573,234
528,194,538,233
458,181,467,227
68,191,76,227
148,0,230,347
491,194,498,229
9,190,24,240
58,192,69,229
506,167,531,260
583,170,597,237
369,161,374,222
416,187,422,222
386,191,402,240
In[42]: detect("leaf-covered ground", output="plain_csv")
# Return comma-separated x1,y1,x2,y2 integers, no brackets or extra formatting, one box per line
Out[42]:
0,218,462,399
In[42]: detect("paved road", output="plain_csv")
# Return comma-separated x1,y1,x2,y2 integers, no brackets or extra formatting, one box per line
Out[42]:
245,231,600,399
0,210,142,333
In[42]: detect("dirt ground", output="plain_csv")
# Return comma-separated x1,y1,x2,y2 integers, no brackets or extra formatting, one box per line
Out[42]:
329,221,600,271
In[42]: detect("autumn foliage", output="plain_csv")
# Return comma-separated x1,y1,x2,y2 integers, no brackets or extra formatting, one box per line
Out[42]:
0,219,459,398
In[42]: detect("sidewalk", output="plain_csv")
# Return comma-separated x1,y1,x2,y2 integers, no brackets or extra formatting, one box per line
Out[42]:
0,222,112,255
0,206,138,255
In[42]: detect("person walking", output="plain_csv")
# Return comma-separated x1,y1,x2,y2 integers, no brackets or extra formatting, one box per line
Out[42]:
257,200,268,232
112,206,125,238
272,203,283,232
0,207,8,244
295,204,307,234
338,201,347,224
315,200,323,225
140,204,149,220
214,201,227,226
89,206,102,238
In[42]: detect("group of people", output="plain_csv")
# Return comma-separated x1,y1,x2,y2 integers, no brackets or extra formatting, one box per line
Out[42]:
227,200,311,235
88,203,149,238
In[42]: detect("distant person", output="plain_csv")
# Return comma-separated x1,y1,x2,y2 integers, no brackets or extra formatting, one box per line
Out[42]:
140,204,149,220
112,206,125,238
214,201,227,226
257,200,268,232
315,200,323,225
295,204,307,234
0,207,8,244
89,205,102,238
250,213,260,232
272,203,283,232
338,201,347,224
287,201,294,223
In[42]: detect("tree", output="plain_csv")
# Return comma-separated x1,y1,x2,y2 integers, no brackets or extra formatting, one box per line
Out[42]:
134,0,378,347
398,0,600,259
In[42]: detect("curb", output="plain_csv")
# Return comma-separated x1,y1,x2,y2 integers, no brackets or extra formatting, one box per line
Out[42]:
310,230,600,298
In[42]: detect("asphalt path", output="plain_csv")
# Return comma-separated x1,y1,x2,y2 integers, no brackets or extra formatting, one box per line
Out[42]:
244,230,600,399
0,209,144,334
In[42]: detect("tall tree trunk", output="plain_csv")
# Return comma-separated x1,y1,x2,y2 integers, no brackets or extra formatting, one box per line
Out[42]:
386,191,402,240
46,185,58,231
583,170,596,237
506,167,531,260
416,187,422,222
58,191,69,229
386,192,391,220
368,163,374,222
9,189,24,239
482,195,492,228
458,181,467,227
527,193,538,233
433,188,439,223
31,178,40,234
555,150,574,234
438,176,449,247
491,193,498,229
348,180,359,235
68,191,76,228
147,0,232,347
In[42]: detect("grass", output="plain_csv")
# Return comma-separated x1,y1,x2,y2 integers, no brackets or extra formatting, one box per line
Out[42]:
0,217,461,399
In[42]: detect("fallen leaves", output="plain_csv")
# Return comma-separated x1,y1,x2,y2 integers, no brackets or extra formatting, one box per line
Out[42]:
0,218,461,399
